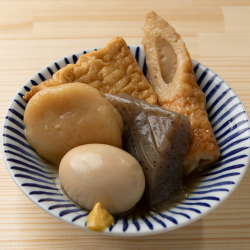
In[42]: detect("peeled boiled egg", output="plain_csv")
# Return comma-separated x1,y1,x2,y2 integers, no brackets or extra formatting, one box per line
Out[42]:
59,144,145,215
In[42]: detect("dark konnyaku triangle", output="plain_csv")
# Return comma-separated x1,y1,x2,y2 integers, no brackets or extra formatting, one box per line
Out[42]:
105,93,191,212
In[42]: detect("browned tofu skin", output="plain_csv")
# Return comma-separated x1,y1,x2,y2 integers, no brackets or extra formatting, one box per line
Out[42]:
23,37,158,105
142,11,220,175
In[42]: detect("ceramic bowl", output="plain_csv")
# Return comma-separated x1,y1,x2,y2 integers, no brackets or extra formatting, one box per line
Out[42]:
1,45,250,236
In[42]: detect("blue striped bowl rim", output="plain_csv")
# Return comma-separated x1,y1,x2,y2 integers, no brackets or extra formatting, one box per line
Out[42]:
1,45,250,236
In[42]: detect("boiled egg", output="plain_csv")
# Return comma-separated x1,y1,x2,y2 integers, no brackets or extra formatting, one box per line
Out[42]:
59,144,145,215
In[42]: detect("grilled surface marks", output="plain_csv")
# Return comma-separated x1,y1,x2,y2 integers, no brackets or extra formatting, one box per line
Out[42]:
23,37,158,105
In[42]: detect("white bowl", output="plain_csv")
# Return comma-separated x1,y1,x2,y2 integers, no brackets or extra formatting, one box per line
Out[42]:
1,45,250,236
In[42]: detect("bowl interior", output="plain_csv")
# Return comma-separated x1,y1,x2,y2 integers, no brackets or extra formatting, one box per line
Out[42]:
1,45,250,236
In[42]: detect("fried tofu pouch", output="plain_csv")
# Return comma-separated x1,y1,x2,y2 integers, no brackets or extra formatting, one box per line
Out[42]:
23,37,158,105
142,11,220,175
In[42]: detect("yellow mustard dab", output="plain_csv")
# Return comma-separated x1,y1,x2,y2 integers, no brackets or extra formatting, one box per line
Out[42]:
87,202,114,232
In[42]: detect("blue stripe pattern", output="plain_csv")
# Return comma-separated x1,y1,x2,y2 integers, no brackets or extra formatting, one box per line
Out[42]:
39,198,70,203
197,68,208,86
210,96,237,122
4,126,25,139
135,47,140,63
9,109,23,120
158,213,177,224
109,217,119,231
2,46,249,235
207,88,231,114
30,191,63,196
15,174,54,185
123,217,129,232
49,204,76,210
72,213,89,222
64,58,70,64
8,159,54,174
191,189,229,194
38,73,46,81
47,67,54,76
141,215,153,230
206,81,224,102
73,55,78,64
5,116,24,129
151,215,166,228
31,80,38,86
6,151,49,168
202,74,217,93
11,167,55,180
15,99,26,109
132,216,140,231
55,63,60,70
5,144,43,162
